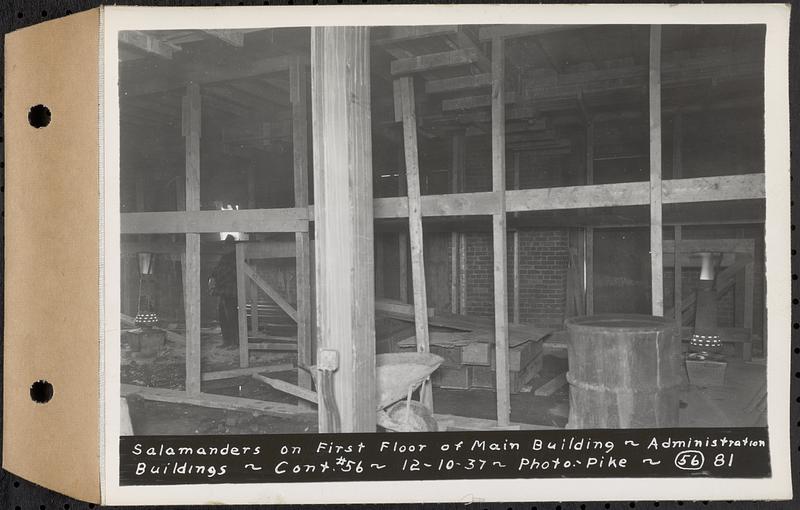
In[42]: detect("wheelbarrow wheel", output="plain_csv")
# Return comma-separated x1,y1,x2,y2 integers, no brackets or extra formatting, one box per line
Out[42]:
383,400,438,432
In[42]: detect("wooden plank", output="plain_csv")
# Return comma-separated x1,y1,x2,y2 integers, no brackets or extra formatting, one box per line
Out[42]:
121,384,311,416
373,25,459,47
664,238,756,254
442,92,517,112
534,373,568,397
372,174,765,218
459,233,467,313
183,83,202,395
391,48,480,75
478,24,586,42
662,174,765,203
121,207,309,234
201,363,294,382
376,298,435,317
248,342,298,352
311,26,377,433
242,261,299,322
242,240,297,259
291,56,314,399
119,30,179,59
491,37,511,427
123,55,294,97
252,374,318,404
395,75,433,411
649,25,664,317
235,243,249,368
426,73,493,94
202,29,244,47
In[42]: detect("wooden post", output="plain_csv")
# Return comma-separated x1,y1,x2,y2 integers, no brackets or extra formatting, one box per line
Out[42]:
743,261,754,361
311,26,376,432
249,279,259,335
291,56,313,395
397,146,409,303
398,232,409,303
673,114,683,326
395,75,433,410
182,83,202,393
512,152,521,323
649,25,664,317
235,243,249,368
585,121,594,315
491,37,511,427
450,134,464,313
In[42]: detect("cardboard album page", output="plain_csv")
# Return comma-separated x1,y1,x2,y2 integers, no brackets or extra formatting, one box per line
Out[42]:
5,3,794,505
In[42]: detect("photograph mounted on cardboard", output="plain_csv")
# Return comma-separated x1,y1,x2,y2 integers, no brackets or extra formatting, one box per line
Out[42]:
100,4,791,505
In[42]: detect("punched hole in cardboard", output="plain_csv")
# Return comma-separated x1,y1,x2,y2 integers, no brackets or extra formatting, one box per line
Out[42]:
28,104,51,128
30,379,53,404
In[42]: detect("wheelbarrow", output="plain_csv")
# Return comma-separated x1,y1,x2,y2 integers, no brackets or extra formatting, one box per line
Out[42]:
295,352,444,432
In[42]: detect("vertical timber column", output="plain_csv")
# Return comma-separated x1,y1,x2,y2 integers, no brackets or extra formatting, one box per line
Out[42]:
395,75,433,410
491,37,511,426
673,114,683,326
311,27,376,432
450,133,465,313
397,147,409,303
585,122,594,315
291,56,313,394
182,82,202,393
235,243,249,368
649,25,664,317
512,152,521,324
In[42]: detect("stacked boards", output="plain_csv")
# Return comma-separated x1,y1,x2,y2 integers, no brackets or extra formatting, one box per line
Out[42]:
382,300,551,393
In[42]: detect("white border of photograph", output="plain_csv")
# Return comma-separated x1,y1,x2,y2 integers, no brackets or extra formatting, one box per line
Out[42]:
101,4,792,505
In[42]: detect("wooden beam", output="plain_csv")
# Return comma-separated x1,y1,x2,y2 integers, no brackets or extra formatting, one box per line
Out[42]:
201,29,245,47
311,26,376,433
395,75,433,410
201,363,294,382
121,384,310,417
248,342,298,352
122,55,295,97
242,261,298,323
491,38,511,427
253,374,318,404
391,48,480,76
478,25,587,42
235,243,250,368
534,372,568,397
426,73,492,94
120,208,309,234
442,92,517,112
372,174,765,218
649,25,664,317
119,30,179,59
291,56,314,399
182,83,202,394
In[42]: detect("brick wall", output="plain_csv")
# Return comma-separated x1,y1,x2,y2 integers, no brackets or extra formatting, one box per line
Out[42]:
464,229,569,329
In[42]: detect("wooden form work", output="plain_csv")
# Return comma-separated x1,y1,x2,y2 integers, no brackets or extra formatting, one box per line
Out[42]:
119,25,767,431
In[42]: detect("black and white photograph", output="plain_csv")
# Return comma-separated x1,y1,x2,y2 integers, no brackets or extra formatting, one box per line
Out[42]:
100,4,791,505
